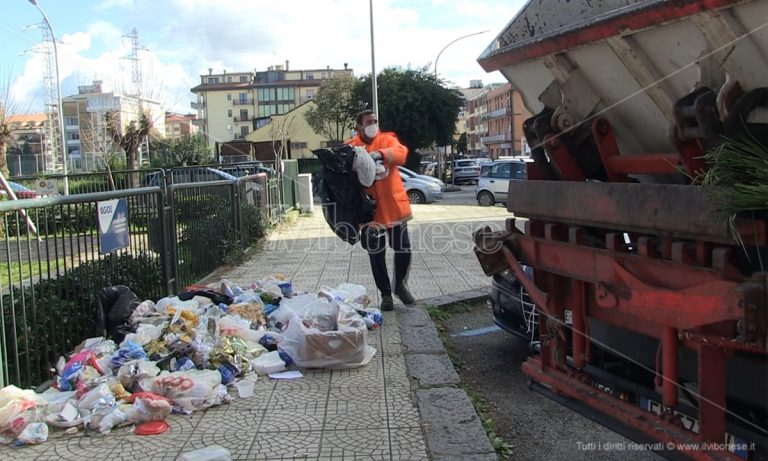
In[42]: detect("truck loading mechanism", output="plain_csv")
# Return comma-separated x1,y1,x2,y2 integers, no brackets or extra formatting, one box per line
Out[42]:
474,1,767,460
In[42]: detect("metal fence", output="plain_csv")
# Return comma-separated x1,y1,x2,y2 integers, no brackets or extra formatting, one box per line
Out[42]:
0,170,292,388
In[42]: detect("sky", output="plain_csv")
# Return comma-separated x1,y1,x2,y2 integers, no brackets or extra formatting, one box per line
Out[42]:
1,0,526,115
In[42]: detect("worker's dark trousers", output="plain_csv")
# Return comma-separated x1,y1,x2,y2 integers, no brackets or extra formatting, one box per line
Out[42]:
360,224,411,296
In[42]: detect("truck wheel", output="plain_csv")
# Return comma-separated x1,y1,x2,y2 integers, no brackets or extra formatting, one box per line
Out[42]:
477,191,495,206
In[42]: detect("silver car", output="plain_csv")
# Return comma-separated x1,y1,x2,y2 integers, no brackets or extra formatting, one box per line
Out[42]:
398,166,445,189
400,173,443,204
475,159,527,206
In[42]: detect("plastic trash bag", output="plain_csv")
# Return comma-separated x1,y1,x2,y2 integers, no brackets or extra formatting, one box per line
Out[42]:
251,350,287,375
319,283,370,306
0,386,45,437
99,285,142,342
279,294,339,332
15,422,48,445
117,360,161,392
353,146,376,187
278,303,376,369
151,369,223,412
122,323,164,347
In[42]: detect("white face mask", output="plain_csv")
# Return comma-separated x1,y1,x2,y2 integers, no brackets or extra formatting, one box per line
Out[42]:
363,123,379,139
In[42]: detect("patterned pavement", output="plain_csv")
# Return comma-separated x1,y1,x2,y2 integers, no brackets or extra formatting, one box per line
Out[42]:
2,203,511,461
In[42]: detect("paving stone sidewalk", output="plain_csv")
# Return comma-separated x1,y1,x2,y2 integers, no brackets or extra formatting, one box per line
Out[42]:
3,204,510,461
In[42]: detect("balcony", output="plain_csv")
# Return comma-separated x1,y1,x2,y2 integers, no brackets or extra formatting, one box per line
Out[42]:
190,101,204,110
480,133,512,143
480,107,511,121
233,116,251,123
232,99,253,106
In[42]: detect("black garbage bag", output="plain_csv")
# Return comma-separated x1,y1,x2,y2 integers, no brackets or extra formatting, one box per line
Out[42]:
313,145,376,245
178,288,233,306
99,285,141,343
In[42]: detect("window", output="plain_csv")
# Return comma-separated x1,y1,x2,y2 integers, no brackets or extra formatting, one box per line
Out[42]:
239,76,248,83
67,132,80,141
306,89,315,99
257,88,274,101
305,73,314,80
276,87,294,101
257,104,276,117
239,109,249,121
227,76,232,83
227,109,232,117
513,163,527,179
290,142,307,149
227,93,232,101
65,116,78,127
240,126,249,137
208,77,219,84
490,162,512,179
238,93,248,104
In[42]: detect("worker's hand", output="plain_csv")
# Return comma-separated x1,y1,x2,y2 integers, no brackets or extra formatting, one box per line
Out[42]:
370,151,382,161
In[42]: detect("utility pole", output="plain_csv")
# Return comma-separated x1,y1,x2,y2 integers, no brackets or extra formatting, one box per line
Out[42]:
122,28,150,167
34,19,60,174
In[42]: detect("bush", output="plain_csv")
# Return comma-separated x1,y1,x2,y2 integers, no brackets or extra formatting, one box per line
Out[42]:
2,252,164,388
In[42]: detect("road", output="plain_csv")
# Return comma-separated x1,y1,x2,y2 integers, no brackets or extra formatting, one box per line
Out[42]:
437,301,664,461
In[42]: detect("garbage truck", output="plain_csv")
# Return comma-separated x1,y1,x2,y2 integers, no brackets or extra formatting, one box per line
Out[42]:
472,1,767,460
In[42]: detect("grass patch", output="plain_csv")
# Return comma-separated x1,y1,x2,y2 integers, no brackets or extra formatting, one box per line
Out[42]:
427,300,514,460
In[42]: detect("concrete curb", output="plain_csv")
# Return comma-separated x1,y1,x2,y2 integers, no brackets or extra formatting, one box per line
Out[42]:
397,287,496,461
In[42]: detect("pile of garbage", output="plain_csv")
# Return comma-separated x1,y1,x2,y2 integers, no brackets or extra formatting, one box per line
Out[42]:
0,276,382,446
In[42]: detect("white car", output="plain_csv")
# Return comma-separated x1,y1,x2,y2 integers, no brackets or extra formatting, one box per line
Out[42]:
475,159,527,206
399,173,443,204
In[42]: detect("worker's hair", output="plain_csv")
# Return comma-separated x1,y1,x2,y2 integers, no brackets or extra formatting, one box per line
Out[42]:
356,109,375,125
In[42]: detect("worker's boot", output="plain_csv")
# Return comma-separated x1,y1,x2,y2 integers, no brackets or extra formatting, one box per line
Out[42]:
380,293,394,311
394,283,415,305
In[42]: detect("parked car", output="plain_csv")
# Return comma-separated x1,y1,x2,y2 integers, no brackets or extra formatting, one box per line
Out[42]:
2,181,40,199
451,159,481,185
397,166,445,189
475,159,527,206
401,174,442,204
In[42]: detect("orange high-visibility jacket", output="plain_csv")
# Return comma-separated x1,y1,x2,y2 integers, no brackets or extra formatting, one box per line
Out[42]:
346,131,412,227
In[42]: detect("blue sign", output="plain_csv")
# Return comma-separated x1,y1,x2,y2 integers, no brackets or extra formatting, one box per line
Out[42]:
98,198,129,254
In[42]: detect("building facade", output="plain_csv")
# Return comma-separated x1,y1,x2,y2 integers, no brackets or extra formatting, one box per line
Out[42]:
466,83,531,159
62,80,166,171
6,113,48,176
165,113,199,141
246,100,333,161
191,62,353,147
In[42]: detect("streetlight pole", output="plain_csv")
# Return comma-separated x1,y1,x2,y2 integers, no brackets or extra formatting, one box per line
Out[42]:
433,30,489,184
369,0,378,119
28,0,69,195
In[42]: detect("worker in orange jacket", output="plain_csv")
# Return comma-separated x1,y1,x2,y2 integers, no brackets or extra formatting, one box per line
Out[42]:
346,109,416,311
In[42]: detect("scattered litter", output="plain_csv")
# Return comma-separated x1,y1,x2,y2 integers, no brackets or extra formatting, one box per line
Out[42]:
178,444,232,461
134,420,169,436
0,277,383,447
268,370,303,380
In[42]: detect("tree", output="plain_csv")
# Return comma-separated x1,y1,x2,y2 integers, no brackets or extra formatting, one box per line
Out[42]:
106,110,153,171
270,113,296,172
171,132,212,166
352,67,464,169
456,132,467,155
304,73,358,144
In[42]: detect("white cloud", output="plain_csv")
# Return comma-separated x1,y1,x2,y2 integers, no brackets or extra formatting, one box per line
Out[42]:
9,0,527,114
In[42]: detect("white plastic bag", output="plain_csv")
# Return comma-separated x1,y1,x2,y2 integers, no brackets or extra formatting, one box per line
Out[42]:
15,422,48,445
353,146,376,187
121,323,164,347
279,295,338,331
251,350,287,375
278,308,375,369
0,386,46,436
151,369,222,412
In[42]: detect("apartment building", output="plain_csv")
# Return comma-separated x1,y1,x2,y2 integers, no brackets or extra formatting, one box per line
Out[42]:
165,113,199,141
62,80,166,171
190,61,353,147
466,82,531,159
5,113,48,176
